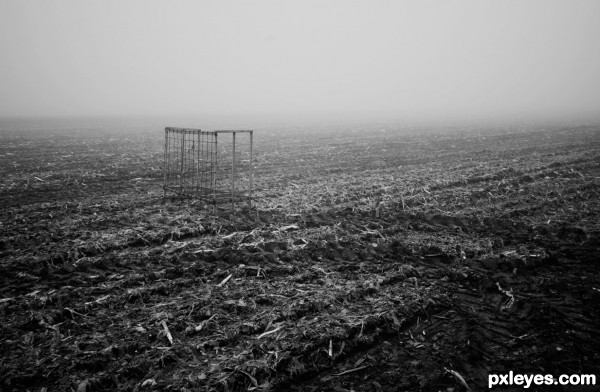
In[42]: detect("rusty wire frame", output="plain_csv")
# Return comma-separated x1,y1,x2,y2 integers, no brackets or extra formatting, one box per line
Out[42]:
163,127,253,210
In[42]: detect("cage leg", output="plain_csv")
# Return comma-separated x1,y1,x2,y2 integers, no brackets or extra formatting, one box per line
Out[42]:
249,130,253,208
213,133,218,206
232,132,236,212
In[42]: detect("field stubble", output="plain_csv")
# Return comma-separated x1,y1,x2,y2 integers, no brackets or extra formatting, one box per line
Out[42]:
1,123,600,391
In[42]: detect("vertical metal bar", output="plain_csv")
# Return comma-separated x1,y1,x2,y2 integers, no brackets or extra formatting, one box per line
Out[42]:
185,131,188,196
173,131,178,192
186,131,190,196
249,131,253,207
203,132,207,197
203,131,207,197
200,132,204,197
195,131,198,197
196,133,199,196
206,132,210,198
232,132,236,211
181,131,185,195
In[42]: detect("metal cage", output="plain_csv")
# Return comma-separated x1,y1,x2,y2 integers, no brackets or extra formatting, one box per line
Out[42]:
163,127,253,209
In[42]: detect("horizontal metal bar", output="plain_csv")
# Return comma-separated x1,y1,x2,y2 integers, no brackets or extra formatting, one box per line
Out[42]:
165,128,252,135
212,130,253,133
165,127,202,132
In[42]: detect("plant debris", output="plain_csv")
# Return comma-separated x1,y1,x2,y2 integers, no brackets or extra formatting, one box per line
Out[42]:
1,123,600,391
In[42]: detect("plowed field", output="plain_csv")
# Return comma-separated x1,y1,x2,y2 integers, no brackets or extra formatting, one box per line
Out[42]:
1,122,599,391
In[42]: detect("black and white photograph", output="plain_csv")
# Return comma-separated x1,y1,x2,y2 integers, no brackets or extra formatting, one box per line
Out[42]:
1,1,599,391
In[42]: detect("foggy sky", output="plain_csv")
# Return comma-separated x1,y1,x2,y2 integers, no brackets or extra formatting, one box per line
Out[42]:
1,1,599,122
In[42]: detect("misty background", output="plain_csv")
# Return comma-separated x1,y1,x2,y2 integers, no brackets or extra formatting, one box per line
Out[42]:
1,0,599,125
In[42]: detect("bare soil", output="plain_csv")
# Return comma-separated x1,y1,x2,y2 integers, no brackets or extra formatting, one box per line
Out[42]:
1,122,599,391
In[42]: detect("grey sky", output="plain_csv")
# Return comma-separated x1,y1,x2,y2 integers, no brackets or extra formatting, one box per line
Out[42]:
1,0,599,122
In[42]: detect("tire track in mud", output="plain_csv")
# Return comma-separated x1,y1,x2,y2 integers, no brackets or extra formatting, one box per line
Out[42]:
285,249,600,391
